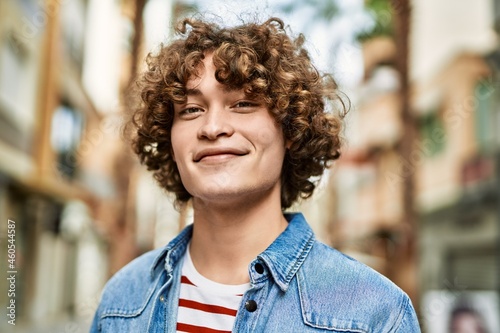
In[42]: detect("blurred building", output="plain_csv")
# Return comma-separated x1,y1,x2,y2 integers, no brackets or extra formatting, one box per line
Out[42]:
0,0,178,331
328,0,500,330
412,1,500,330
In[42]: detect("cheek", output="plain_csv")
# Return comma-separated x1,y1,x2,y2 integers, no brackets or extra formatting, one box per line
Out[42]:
257,126,276,144
170,139,190,187
170,146,176,162
170,138,178,162
170,127,185,163
257,125,286,153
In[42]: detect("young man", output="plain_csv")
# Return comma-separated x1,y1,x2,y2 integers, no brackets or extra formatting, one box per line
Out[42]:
91,17,420,332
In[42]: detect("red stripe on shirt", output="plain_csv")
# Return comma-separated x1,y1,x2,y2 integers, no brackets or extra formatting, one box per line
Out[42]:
181,275,196,286
176,322,232,333
178,299,238,316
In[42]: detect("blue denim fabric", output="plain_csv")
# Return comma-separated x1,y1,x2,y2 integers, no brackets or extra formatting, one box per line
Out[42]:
91,213,420,332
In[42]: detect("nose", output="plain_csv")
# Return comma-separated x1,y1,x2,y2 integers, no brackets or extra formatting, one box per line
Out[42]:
197,107,234,140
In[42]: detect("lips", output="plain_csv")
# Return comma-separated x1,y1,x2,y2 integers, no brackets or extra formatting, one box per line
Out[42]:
194,147,249,162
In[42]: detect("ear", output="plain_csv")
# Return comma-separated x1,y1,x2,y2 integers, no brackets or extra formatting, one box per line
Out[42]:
285,139,292,149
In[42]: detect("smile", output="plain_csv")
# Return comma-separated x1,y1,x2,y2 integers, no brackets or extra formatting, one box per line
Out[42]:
194,148,249,163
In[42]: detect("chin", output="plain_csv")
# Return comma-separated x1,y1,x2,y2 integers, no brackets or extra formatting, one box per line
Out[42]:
193,187,248,203
193,182,279,207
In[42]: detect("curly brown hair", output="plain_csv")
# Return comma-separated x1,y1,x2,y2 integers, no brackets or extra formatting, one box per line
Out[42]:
126,17,346,209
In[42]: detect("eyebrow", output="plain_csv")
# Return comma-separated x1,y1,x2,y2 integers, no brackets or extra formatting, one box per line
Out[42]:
185,86,239,96
185,88,203,96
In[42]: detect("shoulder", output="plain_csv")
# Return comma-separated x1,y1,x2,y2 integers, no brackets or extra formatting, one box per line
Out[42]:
97,248,166,317
305,241,396,291
297,241,419,332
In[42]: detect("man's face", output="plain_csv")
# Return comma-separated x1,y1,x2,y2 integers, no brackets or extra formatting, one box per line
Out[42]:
171,54,287,207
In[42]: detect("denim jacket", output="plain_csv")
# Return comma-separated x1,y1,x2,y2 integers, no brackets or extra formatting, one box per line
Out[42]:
91,213,420,332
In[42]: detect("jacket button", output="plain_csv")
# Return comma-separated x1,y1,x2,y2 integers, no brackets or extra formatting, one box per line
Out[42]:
159,295,165,302
245,300,257,312
254,263,264,274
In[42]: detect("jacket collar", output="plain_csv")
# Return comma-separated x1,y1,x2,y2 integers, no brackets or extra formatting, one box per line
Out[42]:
258,213,315,292
149,212,315,292
149,224,192,278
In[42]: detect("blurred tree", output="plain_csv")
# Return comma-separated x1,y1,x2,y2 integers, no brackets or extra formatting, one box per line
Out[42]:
356,0,394,41
281,0,339,22
389,0,418,306
130,0,147,81
353,0,417,305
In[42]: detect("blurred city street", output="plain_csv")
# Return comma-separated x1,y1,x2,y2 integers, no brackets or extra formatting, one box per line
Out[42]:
0,0,499,332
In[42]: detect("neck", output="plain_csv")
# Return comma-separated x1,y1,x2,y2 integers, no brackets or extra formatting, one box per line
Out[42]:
188,185,288,285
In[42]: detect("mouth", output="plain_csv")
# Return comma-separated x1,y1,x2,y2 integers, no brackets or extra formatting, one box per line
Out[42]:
194,147,249,162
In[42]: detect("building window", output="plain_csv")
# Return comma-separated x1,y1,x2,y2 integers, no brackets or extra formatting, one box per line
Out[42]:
50,104,83,179
60,0,87,72
418,110,446,157
474,79,498,152
495,0,500,33
0,34,27,118
447,247,497,290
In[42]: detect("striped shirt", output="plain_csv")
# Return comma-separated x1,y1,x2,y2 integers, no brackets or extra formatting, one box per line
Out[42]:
176,248,250,333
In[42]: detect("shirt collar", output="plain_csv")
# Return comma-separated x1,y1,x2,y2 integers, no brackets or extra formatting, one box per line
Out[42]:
149,212,315,291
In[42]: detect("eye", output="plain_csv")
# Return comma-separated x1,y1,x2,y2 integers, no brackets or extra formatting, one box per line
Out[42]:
235,101,253,107
233,101,259,109
182,107,202,114
178,106,203,118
